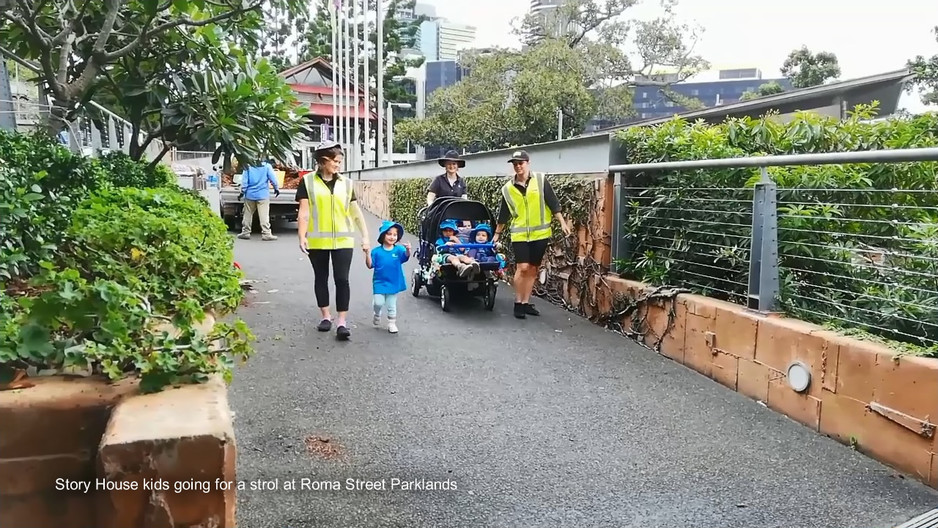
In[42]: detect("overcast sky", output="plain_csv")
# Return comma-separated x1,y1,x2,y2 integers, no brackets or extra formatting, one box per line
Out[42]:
422,0,936,112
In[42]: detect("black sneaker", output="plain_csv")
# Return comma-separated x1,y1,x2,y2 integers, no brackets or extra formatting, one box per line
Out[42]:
513,303,526,319
317,319,332,332
524,303,540,316
336,325,351,340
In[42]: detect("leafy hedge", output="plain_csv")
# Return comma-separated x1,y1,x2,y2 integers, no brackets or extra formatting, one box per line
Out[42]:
0,132,252,391
614,103,938,356
95,151,176,189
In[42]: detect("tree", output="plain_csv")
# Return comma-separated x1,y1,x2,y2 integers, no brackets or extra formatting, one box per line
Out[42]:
397,0,708,149
0,0,304,134
396,41,598,150
739,81,786,102
908,26,938,106
781,46,841,88
255,2,305,71
162,57,308,172
0,1,308,167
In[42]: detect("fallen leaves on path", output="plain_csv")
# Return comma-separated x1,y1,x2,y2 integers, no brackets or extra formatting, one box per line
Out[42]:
304,435,343,460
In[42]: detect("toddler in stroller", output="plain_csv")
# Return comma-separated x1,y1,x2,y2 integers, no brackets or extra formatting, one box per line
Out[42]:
412,197,503,312
435,220,481,277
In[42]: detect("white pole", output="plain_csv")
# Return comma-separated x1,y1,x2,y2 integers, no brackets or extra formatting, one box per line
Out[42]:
362,0,371,168
376,0,384,167
330,1,338,142
342,0,348,170
557,108,563,140
386,103,393,165
338,5,347,160
352,0,361,169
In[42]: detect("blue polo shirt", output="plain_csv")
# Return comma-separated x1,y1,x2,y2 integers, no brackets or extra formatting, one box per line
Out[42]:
242,162,280,201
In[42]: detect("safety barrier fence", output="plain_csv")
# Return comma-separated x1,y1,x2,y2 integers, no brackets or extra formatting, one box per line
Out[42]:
609,147,938,351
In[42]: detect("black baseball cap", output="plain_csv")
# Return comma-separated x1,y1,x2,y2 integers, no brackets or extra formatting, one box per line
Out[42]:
507,150,530,163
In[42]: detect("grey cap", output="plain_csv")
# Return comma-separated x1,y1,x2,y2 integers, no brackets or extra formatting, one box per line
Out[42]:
507,149,530,163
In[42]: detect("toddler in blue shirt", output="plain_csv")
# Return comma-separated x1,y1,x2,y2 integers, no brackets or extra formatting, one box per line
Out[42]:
365,220,411,334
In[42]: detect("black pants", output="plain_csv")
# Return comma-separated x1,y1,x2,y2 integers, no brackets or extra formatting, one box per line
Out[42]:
307,249,354,312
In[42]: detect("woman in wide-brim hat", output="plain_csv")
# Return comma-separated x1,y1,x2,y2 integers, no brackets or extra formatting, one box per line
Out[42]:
426,150,468,206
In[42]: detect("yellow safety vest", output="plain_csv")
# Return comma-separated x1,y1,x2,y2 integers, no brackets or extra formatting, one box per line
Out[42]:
501,171,551,242
305,173,355,250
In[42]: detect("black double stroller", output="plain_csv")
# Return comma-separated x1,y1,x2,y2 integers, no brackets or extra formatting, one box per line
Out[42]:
411,197,505,312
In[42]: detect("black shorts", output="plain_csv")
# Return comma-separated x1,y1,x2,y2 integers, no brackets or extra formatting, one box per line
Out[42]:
512,239,549,266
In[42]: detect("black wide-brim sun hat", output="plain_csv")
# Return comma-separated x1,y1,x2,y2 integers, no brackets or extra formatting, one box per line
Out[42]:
438,150,466,168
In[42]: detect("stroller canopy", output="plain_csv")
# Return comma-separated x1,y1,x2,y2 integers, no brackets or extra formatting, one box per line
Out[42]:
421,197,494,242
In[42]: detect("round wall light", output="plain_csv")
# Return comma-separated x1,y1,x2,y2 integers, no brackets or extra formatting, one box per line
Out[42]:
787,361,811,393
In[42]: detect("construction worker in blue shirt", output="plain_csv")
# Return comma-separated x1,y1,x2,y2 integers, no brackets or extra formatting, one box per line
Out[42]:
238,158,281,241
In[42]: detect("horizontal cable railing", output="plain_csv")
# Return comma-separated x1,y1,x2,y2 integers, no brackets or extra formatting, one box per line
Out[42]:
775,187,938,349
619,185,755,306
610,147,938,353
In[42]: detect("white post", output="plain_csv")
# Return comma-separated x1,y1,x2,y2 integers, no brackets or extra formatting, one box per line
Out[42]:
330,2,338,142
362,0,370,169
557,108,563,141
376,0,384,167
353,0,361,169
339,5,347,165
343,4,351,170
386,102,393,165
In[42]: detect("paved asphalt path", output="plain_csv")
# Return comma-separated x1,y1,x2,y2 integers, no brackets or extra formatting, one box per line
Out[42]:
229,212,937,528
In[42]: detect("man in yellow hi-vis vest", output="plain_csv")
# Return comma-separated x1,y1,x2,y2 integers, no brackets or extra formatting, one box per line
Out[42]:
492,150,572,320
296,140,371,341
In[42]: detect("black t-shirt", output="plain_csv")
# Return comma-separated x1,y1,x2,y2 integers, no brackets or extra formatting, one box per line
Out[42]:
496,175,562,225
294,174,357,202
428,173,467,199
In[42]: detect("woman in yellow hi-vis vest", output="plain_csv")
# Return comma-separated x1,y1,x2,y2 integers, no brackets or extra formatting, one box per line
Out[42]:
295,141,371,340
491,150,572,320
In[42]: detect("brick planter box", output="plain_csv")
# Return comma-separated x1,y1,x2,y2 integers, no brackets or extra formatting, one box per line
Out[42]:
0,374,237,528
592,275,938,489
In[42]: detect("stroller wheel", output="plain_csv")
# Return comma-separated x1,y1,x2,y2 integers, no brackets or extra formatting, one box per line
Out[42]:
483,282,497,311
412,268,422,297
440,285,452,312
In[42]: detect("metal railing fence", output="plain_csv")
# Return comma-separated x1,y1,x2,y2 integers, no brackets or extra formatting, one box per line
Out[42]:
0,98,166,161
609,147,938,351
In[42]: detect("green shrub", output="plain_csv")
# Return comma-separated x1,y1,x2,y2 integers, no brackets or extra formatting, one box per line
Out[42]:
1,132,252,391
94,151,175,188
0,131,105,281
0,186,251,392
614,104,938,356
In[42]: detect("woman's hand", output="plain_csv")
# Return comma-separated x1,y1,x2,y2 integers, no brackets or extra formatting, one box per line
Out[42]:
299,236,308,253
361,240,370,252
561,221,573,237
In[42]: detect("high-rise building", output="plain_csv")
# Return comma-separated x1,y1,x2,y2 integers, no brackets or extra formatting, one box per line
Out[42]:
401,4,477,62
436,22,476,61
527,0,571,39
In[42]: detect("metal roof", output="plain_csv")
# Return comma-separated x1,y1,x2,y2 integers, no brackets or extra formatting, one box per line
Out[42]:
586,68,915,135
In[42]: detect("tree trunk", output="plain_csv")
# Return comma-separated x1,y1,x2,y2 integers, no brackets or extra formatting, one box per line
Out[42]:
145,145,171,171
42,99,71,137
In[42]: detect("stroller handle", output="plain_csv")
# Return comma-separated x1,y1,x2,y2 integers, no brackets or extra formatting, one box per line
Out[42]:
435,243,497,251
